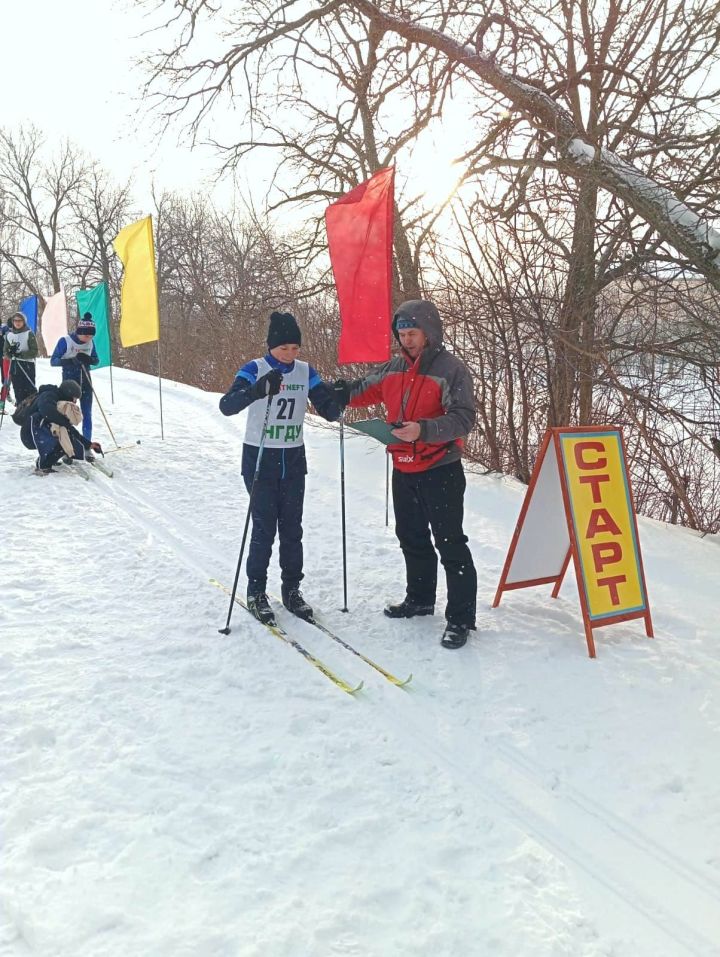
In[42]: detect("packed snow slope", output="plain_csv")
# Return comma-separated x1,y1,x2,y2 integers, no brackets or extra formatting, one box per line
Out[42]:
2,363,719,957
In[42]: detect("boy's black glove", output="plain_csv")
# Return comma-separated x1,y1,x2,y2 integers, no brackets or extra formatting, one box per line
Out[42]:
90,441,103,455
76,353,92,366
331,379,352,407
252,368,283,399
7,342,19,357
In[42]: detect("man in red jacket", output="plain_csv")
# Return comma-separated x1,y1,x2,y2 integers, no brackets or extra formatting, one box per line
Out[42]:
334,299,477,648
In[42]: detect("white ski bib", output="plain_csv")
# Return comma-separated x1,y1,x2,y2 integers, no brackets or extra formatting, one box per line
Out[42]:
6,329,32,353
244,358,309,448
60,335,94,359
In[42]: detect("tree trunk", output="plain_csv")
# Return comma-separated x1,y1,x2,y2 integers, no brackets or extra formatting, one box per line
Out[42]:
392,207,421,303
549,182,598,426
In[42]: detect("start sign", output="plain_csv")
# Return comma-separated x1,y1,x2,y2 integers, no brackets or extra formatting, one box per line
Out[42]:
493,427,653,657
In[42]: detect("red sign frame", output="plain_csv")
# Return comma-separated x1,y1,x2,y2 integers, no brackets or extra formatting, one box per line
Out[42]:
493,427,654,657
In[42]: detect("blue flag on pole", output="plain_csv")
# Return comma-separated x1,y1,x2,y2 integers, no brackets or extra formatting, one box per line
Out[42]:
19,295,39,333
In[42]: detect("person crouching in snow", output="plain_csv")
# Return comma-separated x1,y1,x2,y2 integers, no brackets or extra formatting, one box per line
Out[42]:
19,380,102,475
50,313,99,450
219,310,343,626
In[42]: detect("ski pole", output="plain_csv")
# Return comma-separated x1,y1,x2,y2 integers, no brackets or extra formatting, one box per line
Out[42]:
105,440,142,454
0,364,13,432
81,365,119,448
218,396,274,635
340,413,349,612
16,358,36,393
385,448,390,527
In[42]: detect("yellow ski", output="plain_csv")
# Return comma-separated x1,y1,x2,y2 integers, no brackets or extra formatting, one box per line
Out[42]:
271,595,412,688
210,579,363,696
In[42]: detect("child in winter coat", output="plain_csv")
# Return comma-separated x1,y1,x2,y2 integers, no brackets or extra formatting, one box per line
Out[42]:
50,313,99,446
219,311,343,626
19,380,102,474
2,311,38,408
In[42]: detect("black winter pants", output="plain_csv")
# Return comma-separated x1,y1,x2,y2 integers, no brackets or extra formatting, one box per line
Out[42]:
392,460,477,627
243,473,305,592
11,360,36,404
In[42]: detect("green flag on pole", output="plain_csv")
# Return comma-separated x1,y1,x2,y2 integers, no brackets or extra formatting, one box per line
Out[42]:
75,282,111,369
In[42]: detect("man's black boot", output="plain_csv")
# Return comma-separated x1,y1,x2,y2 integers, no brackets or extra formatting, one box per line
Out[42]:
441,622,471,649
384,598,435,619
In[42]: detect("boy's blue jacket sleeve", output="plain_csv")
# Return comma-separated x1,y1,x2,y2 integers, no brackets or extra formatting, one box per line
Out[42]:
50,338,67,367
308,365,343,422
219,361,258,416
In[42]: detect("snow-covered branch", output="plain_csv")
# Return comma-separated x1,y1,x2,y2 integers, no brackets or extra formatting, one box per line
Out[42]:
348,0,720,289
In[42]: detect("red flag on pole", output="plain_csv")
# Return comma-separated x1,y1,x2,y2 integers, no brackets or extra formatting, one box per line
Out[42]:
325,166,395,364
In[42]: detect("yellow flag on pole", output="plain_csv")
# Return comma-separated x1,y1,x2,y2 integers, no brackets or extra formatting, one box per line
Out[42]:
113,215,160,347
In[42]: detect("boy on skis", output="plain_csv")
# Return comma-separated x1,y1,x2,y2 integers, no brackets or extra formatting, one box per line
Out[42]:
219,311,343,625
50,313,99,450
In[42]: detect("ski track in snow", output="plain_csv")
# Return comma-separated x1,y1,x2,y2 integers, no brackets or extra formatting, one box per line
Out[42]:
1,363,719,957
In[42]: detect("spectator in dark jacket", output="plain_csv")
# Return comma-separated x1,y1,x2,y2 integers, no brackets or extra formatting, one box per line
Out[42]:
333,298,477,649
2,312,38,406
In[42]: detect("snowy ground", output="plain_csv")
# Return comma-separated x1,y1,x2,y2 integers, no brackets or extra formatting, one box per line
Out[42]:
1,363,719,957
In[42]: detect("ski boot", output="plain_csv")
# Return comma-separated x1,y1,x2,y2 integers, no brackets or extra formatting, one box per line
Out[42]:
247,591,276,626
282,586,313,621
34,458,55,476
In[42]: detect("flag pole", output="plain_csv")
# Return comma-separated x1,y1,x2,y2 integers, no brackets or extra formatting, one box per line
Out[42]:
156,339,165,440
106,282,115,405
152,216,164,441
340,414,349,612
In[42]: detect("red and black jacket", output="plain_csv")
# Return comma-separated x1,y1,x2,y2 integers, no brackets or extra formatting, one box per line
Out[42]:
348,300,476,473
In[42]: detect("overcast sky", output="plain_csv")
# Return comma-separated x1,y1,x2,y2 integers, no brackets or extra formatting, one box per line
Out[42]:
0,0,475,226
0,0,235,209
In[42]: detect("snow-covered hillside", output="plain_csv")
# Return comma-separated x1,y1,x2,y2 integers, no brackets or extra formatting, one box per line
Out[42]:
2,364,719,957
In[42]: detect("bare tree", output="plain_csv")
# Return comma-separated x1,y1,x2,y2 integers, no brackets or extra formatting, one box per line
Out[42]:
69,164,135,291
143,0,720,284
144,3,472,301
145,190,313,390
0,126,88,296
